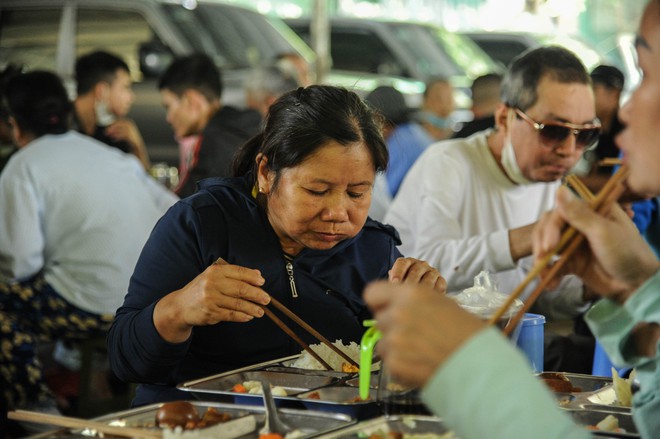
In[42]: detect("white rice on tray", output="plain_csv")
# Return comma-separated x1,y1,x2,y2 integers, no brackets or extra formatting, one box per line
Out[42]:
289,339,361,371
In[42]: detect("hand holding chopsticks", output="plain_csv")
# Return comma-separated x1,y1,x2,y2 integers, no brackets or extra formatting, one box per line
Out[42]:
213,258,359,371
488,166,631,334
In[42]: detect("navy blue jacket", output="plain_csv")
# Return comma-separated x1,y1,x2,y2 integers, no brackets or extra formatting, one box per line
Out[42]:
107,175,402,405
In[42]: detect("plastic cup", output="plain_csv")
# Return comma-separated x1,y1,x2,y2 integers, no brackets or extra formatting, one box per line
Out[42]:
515,313,546,372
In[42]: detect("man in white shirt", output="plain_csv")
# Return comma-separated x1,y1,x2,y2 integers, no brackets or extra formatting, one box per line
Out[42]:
386,46,601,330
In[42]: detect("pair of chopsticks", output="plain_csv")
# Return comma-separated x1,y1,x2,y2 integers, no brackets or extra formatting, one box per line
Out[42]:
566,174,596,203
212,258,359,371
487,166,630,335
8,410,162,438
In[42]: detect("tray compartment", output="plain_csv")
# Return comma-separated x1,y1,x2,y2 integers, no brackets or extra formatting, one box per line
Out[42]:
35,401,354,438
314,414,456,438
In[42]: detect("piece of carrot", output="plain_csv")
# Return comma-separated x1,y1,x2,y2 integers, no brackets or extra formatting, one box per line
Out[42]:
231,383,247,393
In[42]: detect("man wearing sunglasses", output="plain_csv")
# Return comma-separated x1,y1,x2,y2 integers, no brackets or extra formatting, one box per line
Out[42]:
385,46,599,371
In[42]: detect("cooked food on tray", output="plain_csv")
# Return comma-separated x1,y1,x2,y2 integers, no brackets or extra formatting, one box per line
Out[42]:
612,368,635,407
343,363,361,373
361,431,458,439
231,380,288,396
290,340,361,372
586,414,627,433
538,372,582,393
156,401,232,429
153,401,257,438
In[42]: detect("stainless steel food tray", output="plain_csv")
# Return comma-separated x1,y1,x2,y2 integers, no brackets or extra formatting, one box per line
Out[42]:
566,410,639,438
295,386,379,419
540,372,638,437
540,372,613,393
179,355,353,395
541,372,630,411
313,414,457,438
26,401,354,438
178,355,377,418
179,369,338,405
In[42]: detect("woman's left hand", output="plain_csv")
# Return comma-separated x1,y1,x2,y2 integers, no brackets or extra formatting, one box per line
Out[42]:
388,257,446,294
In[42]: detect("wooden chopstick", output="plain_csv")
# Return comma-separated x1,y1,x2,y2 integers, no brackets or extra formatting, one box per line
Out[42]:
212,258,358,370
259,305,333,370
598,157,623,167
565,174,595,202
487,166,630,330
268,296,359,367
503,176,626,335
8,410,162,438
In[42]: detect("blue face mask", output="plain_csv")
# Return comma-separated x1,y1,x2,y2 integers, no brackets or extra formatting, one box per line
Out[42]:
419,111,452,129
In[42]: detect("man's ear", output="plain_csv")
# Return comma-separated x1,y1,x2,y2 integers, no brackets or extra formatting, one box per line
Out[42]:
10,116,31,148
494,103,510,131
182,89,207,113
93,81,110,102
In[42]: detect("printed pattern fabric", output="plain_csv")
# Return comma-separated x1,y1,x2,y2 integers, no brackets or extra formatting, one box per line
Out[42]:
0,275,113,409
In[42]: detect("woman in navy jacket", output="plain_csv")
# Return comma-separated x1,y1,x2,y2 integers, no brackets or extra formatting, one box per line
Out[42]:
108,85,445,405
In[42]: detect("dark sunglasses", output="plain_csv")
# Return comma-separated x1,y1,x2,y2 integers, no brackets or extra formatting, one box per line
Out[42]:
514,108,601,151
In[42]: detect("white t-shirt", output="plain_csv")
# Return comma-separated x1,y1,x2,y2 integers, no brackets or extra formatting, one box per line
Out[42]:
0,131,178,315
385,130,587,319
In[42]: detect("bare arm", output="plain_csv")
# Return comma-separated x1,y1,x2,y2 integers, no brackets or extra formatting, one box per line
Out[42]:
105,118,152,169
508,222,536,262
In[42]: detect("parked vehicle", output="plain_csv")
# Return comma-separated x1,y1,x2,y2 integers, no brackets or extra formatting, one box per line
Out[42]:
462,31,603,70
285,17,503,112
0,0,313,166
463,30,640,100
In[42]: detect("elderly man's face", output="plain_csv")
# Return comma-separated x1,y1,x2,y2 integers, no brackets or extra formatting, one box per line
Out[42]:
617,0,660,197
507,76,597,182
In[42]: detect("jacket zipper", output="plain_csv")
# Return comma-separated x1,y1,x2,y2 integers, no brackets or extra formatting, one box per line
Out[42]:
286,262,298,298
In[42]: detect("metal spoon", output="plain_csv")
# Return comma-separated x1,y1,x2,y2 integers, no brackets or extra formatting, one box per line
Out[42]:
259,380,292,437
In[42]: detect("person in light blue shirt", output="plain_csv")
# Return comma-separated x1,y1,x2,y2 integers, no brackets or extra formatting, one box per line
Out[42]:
363,2,660,437
365,86,433,221
0,71,177,417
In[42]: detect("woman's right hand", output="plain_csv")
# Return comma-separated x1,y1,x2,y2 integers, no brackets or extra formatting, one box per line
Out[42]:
154,261,271,343
533,186,660,304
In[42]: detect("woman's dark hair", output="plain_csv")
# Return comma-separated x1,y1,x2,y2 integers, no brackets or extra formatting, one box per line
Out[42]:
232,85,388,189
6,71,72,137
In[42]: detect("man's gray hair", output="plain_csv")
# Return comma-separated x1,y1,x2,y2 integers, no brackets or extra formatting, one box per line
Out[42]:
501,46,591,111
244,65,300,102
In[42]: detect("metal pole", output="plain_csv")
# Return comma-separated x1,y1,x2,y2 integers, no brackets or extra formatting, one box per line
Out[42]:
310,0,330,84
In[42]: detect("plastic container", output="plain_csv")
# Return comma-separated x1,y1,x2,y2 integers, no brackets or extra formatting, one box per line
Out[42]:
592,341,630,377
515,313,545,372
450,271,524,341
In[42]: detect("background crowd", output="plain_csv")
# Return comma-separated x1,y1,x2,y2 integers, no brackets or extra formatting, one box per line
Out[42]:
2,2,660,438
